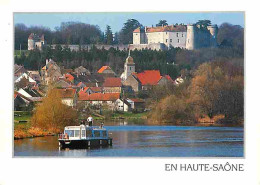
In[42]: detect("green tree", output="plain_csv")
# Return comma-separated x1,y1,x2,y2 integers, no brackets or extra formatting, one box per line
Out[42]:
105,25,113,45
119,19,142,44
156,20,168,27
196,20,211,28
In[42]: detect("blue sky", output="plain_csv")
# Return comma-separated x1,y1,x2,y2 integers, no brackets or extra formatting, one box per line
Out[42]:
14,12,244,32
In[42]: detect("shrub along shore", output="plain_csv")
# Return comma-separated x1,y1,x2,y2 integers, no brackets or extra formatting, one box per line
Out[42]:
14,111,242,140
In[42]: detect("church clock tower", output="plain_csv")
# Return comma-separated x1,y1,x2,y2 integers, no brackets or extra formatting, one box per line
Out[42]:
121,50,135,81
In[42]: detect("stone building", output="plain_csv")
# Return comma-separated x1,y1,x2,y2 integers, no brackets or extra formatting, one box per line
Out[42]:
131,24,218,50
28,33,45,50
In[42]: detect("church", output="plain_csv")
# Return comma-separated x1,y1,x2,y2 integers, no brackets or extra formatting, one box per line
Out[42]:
121,51,174,92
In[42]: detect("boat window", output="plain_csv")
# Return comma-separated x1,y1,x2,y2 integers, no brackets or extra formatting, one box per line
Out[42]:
75,130,80,137
81,130,85,137
65,130,74,137
94,130,100,137
86,130,92,137
102,131,107,137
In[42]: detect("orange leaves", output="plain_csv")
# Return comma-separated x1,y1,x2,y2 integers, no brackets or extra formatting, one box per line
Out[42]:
31,88,77,131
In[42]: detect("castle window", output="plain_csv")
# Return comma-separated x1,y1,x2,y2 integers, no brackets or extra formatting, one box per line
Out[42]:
130,67,132,70
178,39,180,43
188,39,189,43
176,33,179,37
166,39,168,43
170,39,172,43
182,33,184,37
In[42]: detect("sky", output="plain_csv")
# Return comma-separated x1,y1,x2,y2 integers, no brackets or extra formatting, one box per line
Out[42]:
14,12,244,33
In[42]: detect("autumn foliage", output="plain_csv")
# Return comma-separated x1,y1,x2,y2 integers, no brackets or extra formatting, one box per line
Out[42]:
31,88,77,132
151,60,244,125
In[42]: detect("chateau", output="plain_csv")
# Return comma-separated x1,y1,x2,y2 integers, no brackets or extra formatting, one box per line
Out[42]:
130,24,218,50
28,33,45,50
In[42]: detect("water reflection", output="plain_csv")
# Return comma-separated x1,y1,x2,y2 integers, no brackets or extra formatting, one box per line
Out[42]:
14,122,243,157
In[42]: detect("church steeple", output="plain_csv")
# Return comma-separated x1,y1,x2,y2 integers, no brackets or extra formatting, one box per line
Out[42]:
121,49,135,81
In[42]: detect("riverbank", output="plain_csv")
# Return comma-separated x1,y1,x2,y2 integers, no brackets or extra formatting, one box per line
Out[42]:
14,111,56,140
14,111,243,140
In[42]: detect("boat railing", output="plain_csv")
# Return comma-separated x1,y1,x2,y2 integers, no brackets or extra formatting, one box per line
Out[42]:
58,133,69,140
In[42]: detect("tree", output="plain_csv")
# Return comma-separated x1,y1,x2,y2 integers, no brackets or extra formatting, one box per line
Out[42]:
31,88,78,132
119,19,142,44
217,23,244,56
105,25,113,45
156,20,168,27
196,20,211,28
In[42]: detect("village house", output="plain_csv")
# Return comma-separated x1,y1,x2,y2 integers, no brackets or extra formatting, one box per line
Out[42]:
14,91,33,111
102,77,122,93
41,59,63,85
126,98,145,112
53,79,74,88
97,66,116,76
78,92,120,110
74,66,91,76
14,64,27,77
54,88,77,107
79,86,102,95
73,73,105,87
17,87,43,103
115,99,131,112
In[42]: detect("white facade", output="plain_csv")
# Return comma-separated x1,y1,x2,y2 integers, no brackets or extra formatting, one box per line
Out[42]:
115,99,130,112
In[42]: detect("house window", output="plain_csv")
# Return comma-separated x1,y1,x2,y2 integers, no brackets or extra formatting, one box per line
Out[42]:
178,39,180,43
166,39,168,43
130,67,131,70
182,33,184,37
176,33,179,37
170,39,172,42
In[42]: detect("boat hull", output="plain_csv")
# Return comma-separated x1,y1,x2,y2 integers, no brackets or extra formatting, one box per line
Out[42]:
58,138,112,149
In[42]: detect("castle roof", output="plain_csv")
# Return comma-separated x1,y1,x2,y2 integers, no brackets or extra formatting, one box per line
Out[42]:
133,25,187,33
28,33,45,41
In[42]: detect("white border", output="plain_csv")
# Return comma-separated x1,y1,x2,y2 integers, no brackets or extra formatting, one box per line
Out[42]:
0,0,259,185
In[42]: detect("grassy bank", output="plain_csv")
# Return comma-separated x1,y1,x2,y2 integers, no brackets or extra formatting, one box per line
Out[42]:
14,111,55,140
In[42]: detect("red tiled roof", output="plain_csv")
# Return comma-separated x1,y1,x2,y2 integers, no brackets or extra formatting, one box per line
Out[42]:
54,88,76,98
128,98,145,103
135,70,161,86
65,73,74,82
97,66,110,73
14,91,18,99
78,93,120,101
77,82,83,87
164,75,174,83
90,87,102,92
134,25,187,33
133,27,141,33
103,77,122,87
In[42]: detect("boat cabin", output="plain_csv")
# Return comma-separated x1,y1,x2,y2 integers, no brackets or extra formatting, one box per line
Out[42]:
60,125,108,140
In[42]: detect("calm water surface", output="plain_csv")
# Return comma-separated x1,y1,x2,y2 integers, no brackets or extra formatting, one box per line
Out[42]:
14,122,244,157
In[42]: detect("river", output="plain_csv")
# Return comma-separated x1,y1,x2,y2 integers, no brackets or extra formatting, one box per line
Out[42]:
14,121,244,157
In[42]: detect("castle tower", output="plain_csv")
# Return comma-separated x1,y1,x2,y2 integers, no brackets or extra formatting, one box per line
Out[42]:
186,24,196,50
28,33,35,50
121,50,135,81
207,24,218,47
207,24,218,39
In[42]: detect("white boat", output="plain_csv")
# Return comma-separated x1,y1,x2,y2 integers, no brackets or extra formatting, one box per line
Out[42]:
58,124,112,149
